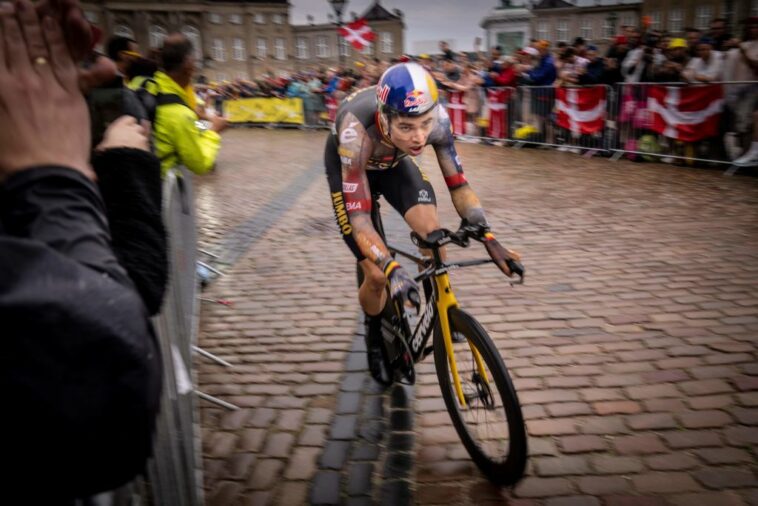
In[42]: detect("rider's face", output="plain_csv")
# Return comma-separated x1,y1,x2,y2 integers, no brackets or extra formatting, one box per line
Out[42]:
390,109,436,156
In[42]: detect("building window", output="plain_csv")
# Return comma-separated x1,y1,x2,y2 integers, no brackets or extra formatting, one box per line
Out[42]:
212,38,225,62
316,36,329,58
182,25,202,60
84,10,99,24
296,37,308,59
537,22,548,41
257,38,267,58
274,37,285,60
603,17,613,38
380,32,393,53
216,72,227,82
254,13,265,24
149,25,167,48
695,6,712,30
362,41,373,56
580,18,592,40
232,38,245,61
339,37,350,57
229,14,242,25
668,9,683,33
649,11,661,30
556,20,568,42
621,13,636,29
113,24,134,39
236,71,249,80
209,13,222,24
272,13,284,24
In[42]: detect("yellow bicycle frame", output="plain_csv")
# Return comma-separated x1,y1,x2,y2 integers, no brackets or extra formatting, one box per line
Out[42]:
434,272,491,409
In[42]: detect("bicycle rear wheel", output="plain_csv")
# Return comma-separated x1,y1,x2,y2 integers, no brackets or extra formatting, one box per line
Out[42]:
434,307,527,486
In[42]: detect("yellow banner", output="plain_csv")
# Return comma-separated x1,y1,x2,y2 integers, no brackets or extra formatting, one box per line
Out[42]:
225,97,304,125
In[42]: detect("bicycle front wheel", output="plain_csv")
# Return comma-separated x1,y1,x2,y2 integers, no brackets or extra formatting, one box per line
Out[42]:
433,307,527,486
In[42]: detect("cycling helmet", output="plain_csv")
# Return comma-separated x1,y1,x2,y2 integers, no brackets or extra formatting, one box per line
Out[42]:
376,62,439,116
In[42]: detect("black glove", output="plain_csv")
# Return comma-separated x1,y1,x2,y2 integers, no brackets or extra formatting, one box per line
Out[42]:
384,260,420,313
483,232,524,278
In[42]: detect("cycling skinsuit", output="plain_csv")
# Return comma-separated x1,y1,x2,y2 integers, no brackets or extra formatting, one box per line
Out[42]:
325,86,486,265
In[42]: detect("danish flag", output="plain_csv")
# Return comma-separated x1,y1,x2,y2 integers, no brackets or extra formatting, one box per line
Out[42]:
555,86,607,136
338,18,376,50
646,85,723,142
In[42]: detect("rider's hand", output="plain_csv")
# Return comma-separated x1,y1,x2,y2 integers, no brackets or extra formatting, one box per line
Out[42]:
384,261,420,313
483,233,522,277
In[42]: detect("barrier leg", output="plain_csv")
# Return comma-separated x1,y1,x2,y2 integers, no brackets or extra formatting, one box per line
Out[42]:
196,391,239,411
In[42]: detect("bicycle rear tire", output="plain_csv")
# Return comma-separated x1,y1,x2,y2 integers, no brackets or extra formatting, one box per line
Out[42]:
433,307,527,486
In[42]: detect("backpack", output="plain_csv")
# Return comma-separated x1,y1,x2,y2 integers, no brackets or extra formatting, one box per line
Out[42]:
136,77,190,124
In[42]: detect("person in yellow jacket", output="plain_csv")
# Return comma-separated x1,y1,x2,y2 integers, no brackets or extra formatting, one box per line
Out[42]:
152,34,228,175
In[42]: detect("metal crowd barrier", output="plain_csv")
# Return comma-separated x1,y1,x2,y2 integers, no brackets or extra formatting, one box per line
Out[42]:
448,84,615,156
143,167,238,505
147,166,204,506
613,81,758,168
457,81,757,170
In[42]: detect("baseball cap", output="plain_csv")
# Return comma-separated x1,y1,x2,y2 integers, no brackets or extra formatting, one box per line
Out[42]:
668,38,688,49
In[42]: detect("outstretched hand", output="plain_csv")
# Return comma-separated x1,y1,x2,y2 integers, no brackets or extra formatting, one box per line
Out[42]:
0,0,92,180
483,232,523,278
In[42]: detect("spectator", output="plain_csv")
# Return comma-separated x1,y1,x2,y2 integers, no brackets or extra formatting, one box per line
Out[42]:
578,45,606,85
152,33,227,175
685,27,703,57
557,47,588,85
682,38,724,82
0,3,161,500
490,55,519,87
622,32,665,82
439,40,455,60
106,35,140,84
708,18,735,51
524,40,557,85
723,17,758,162
653,38,689,82
440,62,484,133
573,36,587,57
603,35,629,84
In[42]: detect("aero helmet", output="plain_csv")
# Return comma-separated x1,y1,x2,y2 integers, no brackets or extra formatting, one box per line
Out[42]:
376,62,439,116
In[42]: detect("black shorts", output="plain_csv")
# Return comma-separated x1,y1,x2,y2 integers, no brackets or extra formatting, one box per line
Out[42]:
324,134,436,261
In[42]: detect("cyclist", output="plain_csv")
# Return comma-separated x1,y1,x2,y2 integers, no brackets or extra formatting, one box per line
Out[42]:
325,62,520,384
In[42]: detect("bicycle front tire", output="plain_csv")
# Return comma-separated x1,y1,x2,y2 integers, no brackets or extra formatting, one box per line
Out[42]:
433,307,527,486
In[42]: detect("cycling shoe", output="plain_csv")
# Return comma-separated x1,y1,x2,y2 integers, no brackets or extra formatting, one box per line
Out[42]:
365,315,393,386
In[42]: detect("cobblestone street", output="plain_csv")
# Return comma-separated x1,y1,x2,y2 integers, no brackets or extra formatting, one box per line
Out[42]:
194,128,758,506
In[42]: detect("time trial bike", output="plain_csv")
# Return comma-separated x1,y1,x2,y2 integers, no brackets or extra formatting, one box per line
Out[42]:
357,194,528,486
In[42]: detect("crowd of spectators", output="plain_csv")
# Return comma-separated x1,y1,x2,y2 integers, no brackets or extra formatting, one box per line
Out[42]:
189,15,755,165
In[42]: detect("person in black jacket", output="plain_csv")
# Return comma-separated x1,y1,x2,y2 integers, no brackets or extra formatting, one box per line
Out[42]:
0,2,162,501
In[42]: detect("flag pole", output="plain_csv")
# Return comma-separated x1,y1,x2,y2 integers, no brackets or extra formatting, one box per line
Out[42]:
328,0,347,67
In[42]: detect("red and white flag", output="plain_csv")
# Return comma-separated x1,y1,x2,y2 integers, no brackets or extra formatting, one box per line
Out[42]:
487,88,512,139
446,90,466,136
647,85,723,142
555,86,606,136
338,18,376,51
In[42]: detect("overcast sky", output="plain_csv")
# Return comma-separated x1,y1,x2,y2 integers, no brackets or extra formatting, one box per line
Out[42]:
288,0,503,52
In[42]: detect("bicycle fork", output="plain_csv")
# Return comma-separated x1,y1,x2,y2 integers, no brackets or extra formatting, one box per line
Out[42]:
434,273,491,409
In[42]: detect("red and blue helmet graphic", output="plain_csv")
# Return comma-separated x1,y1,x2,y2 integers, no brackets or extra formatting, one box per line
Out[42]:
376,62,439,116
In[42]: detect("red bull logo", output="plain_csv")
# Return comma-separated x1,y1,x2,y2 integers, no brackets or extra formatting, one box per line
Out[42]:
404,89,427,109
